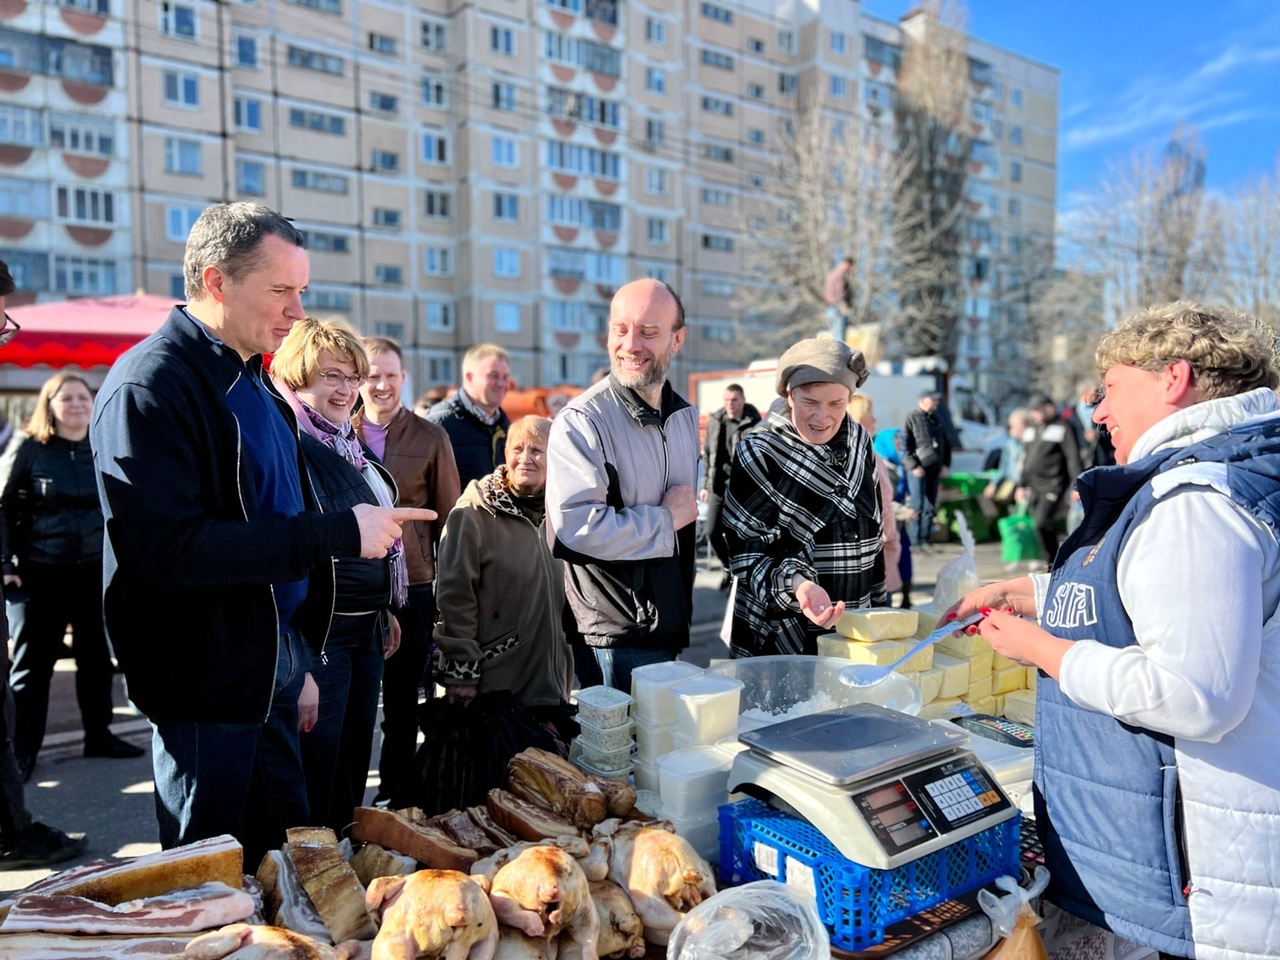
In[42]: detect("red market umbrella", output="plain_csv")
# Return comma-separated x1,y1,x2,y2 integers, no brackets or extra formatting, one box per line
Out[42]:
4,294,175,369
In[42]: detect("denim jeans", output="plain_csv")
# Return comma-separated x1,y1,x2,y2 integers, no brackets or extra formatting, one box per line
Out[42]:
377,583,434,807
593,647,675,694
906,469,941,548
151,629,309,868
0,658,31,841
301,614,383,834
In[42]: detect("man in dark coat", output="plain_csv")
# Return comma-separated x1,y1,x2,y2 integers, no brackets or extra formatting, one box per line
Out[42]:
700,383,760,589
901,391,951,552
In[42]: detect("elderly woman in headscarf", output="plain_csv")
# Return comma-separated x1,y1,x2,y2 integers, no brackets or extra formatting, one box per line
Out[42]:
722,338,888,657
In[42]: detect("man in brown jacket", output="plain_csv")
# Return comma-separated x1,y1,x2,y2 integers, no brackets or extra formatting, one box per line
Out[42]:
358,337,461,806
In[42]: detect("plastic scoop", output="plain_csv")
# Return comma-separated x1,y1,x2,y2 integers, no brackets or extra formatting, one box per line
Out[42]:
838,612,985,687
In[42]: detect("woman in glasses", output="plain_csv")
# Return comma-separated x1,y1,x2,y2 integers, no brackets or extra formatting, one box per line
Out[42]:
271,317,402,834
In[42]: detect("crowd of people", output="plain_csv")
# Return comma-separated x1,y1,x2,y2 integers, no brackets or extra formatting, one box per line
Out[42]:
0,204,1276,960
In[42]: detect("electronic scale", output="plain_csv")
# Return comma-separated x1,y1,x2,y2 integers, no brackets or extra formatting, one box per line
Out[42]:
728,703,1016,870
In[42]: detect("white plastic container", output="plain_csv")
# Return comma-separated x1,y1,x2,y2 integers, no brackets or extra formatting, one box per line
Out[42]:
671,726,709,751
657,746,732,821
577,715,635,753
575,754,632,782
633,756,660,793
670,812,721,862
634,715,675,763
575,685,633,728
671,675,743,744
714,733,750,759
633,789,664,819
573,735,633,775
631,661,704,724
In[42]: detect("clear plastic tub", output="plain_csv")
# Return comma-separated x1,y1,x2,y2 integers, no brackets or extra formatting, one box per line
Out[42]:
672,726,710,751
575,685,633,728
573,735,632,774
574,753,632,782
704,655,922,723
630,661,704,724
670,812,721,862
633,789,664,819
672,675,743,744
577,715,635,752
633,756,660,793
634,715,675,763
657,746,733,820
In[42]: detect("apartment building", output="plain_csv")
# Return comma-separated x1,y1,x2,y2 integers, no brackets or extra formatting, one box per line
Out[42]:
0,0,1056,397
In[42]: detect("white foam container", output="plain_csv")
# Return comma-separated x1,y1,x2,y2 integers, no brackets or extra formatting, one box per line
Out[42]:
633,756,660,793
575,685,633,728
671,675,744,744
657,746,732,821
631,661,704,724
577,715,635,753
670,812,721,862
573,735,633,774
634,714,675,763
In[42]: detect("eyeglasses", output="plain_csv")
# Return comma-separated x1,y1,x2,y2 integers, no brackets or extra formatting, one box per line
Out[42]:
0,312,20,348
318,370,367,388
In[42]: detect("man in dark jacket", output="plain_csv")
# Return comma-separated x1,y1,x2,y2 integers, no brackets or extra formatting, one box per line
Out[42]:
90,203,431,864
700,384,760,588
1017,393,1084,562
901,391,951,552
426,344,512,487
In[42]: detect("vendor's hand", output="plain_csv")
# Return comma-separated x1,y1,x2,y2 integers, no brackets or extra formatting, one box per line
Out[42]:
1014,486,1028,504
983,483,996,500
383,615,401,660
2,574,20,589
980,608,1070,679
298,672,319,732
698,489,709,503
912,467,926,478
795,579,845,629
940,576,1038,625
444,683,479,705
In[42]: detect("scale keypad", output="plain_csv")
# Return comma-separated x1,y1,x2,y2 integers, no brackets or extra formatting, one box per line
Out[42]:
924,772,1003,819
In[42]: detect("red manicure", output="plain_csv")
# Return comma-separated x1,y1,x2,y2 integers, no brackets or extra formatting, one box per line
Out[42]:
980,607,992,616
945,611,956,621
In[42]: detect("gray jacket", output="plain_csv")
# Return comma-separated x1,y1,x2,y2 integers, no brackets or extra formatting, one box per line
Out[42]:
546,375,700,650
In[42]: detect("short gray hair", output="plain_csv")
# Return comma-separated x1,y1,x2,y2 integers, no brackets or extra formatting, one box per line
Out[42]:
183,203,303,301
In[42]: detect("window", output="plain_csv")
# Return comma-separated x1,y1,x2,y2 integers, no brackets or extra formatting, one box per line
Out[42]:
56,185,116,225
702,96,733,116
645,167,667,195
748,173,764,189
163,70,199,107
291,168,348,193
235,35,257,67
778,30,795,53
422,77,447,107
646,218,667,245
297,230,349,253
289,108,345,135
700,2,732,22
546,88,619,127
491,136,517,167
1008,198,1021,217
701,233,733,252
548,0,580,10
164,137,201,175
369,92,398,113
373,208,401,228
746,82,764,99
645,119,665,147
702,144,733,163
492,82,515,111
287,46,343,75
57,0,109,14
1010,161,1022,182
159,2,196,38
701,279,733,297
830,76,847,98
545,142,620,178
645,17,665,44
645,68,665,95
289,0,340,11
374,265,403,285
425,301,454,331
492,248,520,278
304,289,351,311
165,204,202,241
701,50,733,70
831,31,847,54
970,99,992,124
1011,125,1023,146
746,128,764,145
991,118,1003,140
170,274,185,298
1011,88,1023,108
371,150,399,172
748,37,764,53
493,192,518,222
422,131,448,165
966,220,992,244
864,36,902,70
701,187,732,206
236,159,264,195
368,33,396,55
490,26,514,55
372,322,404,341
547,248,624,284
704,323,734,342
0,176,50,217
546,301,605,332
494,303,520,334
0,250,48,291
968,58,994,86
423,190,451,219
421,21,447,52
544,34,620,76
53,255,118,294
779,73,796,96
425,352,455,383
234,95,261,132
971,140,997,166
423,248,452,276
48,114,112,156
0,107,44,148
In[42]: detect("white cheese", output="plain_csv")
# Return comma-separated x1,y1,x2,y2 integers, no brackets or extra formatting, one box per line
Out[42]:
834,607,919,641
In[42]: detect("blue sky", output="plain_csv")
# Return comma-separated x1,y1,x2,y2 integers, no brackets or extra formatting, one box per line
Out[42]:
860,0,1280,206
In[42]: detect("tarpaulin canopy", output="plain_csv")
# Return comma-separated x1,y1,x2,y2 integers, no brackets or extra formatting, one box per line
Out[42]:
4,294,174,369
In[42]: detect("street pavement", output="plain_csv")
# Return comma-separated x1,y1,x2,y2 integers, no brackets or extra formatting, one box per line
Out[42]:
1,537,1018,891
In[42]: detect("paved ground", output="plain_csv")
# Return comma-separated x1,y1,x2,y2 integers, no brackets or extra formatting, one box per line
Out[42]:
2,537,1017,891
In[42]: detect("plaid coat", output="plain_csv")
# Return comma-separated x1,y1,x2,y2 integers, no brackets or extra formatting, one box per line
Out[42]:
722,408,887,657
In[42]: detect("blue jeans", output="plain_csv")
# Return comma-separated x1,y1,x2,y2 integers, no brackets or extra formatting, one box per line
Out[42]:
825,305,847,341
906,469,941,548
151,629,309,868
377,583,434,807
302,614,384,834
593,647,674,694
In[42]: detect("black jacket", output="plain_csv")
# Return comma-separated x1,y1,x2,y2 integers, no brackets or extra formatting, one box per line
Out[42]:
902,407,952,473
0,434,103,570
90,307,361,723
702,404,761,497
1020,417,1083,494
425,392,511,489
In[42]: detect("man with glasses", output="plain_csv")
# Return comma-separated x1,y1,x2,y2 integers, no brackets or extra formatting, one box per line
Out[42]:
426,344,513,488
0,259,86,869
357,336,459,806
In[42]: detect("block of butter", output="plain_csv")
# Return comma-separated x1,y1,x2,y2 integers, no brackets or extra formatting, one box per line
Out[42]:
993,664,1026,696
1004,689,1036,726
899,642,934,673
937,630,992,660
1026,667,1038,691
817,634,905,666
910,604,946,639
992,694,1006,717
835,607,919,641
968,695,997,716
917,665,944,704
918,697,963,720
932,652,970,699
993,652,1019,672
962,675,993,704
898,670,921,690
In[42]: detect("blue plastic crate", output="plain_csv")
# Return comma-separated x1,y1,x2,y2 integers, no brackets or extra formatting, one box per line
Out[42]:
718,798,1021,952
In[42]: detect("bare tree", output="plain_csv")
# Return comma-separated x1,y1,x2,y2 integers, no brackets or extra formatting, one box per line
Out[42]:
989,232,1056,406
1030,268,1109,403
1221,163,1280,330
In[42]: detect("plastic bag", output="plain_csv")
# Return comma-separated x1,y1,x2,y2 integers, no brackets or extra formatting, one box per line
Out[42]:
667,880,830,960
933,512,981,609
978,866,1050,960
997,505,1043,564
